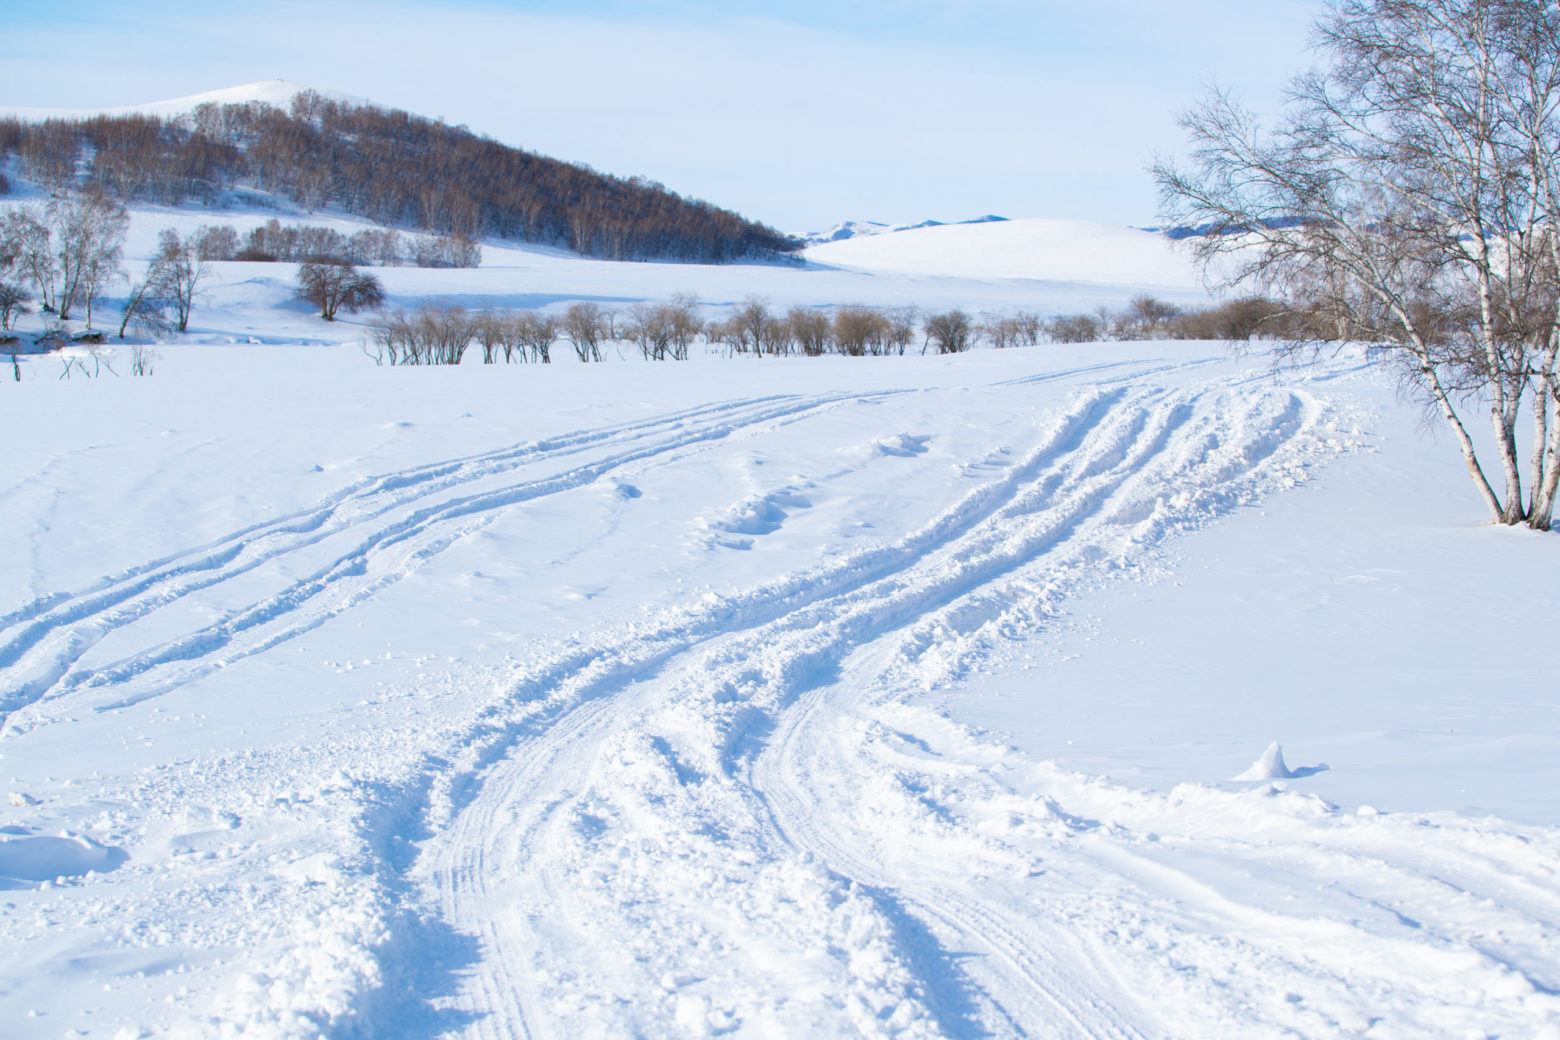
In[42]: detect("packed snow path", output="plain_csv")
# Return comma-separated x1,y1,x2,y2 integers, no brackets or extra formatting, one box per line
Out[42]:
2,349,1557,1038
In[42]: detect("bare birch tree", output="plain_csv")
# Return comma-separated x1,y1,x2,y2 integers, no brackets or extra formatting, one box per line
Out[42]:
1154,0,1560,528
154,229,206,333
52,193,129,323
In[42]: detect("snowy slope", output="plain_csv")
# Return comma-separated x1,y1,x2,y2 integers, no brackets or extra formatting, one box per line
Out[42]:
801,215,1009,247
0,80,367,122
0,196,1556,1037
804,217,1205,296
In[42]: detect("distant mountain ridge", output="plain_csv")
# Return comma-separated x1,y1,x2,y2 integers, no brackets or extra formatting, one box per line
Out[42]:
0,82,799,264
802,214,1008,247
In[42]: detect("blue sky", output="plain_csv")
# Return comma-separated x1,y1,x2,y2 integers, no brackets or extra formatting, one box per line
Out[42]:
3,0,1317,232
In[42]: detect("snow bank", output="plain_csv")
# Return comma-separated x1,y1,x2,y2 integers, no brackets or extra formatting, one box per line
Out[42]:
805,216,1204,292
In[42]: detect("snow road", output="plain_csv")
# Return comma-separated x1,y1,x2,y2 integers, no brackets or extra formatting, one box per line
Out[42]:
2,344,1558,1038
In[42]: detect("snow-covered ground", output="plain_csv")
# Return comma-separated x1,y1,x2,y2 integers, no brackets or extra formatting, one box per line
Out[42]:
1,204,1558,1039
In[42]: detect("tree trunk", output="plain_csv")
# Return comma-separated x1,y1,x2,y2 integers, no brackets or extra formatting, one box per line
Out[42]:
1491,407,1527,525
1531,389,1560,530
1421,366,1505,522
1530,338,1558,523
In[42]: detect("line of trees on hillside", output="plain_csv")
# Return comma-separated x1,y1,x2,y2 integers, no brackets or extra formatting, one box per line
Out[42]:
0,90,799,263
197,218,480,268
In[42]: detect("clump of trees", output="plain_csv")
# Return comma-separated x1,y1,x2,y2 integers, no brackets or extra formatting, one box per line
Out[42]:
0,192,135,333
1154,0,1560,529
296,261,385,321
925,310,973,354
1,193,128,326
0,90,798,263
0,190,219,343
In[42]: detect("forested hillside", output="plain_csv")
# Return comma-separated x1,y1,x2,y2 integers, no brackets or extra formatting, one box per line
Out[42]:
0,89,798,263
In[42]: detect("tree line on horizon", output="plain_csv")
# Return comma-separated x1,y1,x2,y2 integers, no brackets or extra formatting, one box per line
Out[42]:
0,90,799,264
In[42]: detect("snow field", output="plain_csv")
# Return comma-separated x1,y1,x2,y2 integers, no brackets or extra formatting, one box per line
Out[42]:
0,201,1556,1037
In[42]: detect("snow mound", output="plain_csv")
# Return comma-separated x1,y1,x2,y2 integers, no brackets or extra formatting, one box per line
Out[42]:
803,216,1202,290
0,834,127,882
0,81,370,122
1234,741,1295,781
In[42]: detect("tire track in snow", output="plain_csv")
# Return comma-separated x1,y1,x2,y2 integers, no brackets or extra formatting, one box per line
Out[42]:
402,386,1164,1037
0,392,895,728
405,382,1329,1037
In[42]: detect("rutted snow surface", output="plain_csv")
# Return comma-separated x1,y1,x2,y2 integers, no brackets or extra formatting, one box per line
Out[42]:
1,345,1557,1038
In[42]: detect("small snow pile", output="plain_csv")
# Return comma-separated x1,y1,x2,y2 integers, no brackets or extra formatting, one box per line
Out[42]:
1234,741,1294,781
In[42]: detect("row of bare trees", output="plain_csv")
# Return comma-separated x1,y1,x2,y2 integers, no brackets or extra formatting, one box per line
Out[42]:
221,219,480,268
1043,295,1296,344
362,298,1119,366
368,307,565,366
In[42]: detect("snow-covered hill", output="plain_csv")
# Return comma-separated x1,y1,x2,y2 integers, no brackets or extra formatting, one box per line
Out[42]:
804,216,1205,293
0,186,1556,1038
801,214,1009,246
0,80,368,121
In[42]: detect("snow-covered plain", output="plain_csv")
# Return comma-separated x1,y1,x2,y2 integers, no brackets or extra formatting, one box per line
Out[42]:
1,200,1558,1039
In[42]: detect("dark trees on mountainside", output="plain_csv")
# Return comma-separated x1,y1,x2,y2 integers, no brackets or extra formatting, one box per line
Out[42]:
0,94,798,264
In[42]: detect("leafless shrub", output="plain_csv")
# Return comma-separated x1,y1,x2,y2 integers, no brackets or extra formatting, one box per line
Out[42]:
833,305,887,357
665,293,702,361
510,311,558,363
129,343,156,376
473,311,507,364
729,297,769,357
760,315,793,356
628,301,674,361
788,306,832,356
297,261,385,321
924,310,973,354
883,308,918,356
1045,314,1103,343
563,301,607,362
